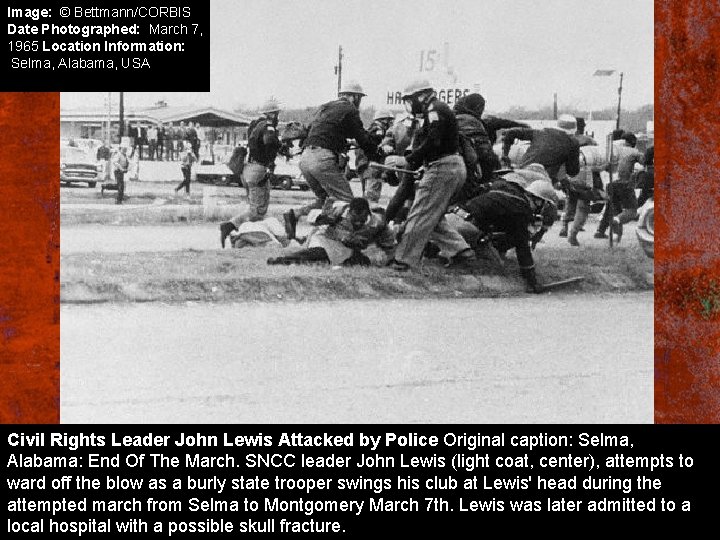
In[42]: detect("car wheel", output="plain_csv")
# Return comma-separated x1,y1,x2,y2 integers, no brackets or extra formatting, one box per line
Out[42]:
88,181,97,188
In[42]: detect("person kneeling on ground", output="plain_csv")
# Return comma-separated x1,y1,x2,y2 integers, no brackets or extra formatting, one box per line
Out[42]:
448,178,559,293
268,198,395,266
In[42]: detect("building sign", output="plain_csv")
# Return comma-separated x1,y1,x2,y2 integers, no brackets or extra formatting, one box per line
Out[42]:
386,87,474,106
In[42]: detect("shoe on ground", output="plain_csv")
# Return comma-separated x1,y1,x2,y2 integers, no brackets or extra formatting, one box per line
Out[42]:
594,231,608,239
267,257,292,265
388,259,410,272
443,248,476,268
558,228,568,238
219,222,237,249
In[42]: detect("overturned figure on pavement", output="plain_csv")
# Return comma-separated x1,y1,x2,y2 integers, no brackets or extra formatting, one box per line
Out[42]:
268,197,395,267
448,177,559,293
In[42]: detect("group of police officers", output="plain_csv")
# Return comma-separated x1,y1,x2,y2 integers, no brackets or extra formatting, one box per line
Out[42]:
217,79,646,294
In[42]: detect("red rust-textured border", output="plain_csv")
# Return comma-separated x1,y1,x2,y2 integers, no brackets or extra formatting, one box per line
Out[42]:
655,0,720,423
0,93,60,423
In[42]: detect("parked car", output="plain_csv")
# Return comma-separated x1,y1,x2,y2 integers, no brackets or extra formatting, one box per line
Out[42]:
635,197,654,258
272,156,305,190
60,145,101,187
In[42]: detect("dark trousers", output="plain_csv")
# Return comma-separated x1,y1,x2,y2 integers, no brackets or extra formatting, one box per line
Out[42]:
269,247,331,265
637,170,654,206
385,174,416,223
268,247,370,266
156,141,164,161
131,143,143,160
114,170,125,203
599,182,638,232
176,167,192,194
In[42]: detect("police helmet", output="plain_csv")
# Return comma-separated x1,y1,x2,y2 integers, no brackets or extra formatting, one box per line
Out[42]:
338,80,366,96
525,180,559,206
401,79,434,99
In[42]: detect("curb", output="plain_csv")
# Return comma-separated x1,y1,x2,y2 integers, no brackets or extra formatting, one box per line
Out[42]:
60,263,653,305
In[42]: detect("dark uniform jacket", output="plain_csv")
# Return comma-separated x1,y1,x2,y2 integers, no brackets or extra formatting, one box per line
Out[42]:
502,127,580,182
405,98,459,169
483,117,529,145
454,97,498,188
303,99,377,157
247,119,281,167
460,179,537,270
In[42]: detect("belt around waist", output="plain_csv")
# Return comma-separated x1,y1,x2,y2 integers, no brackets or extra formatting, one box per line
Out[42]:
248,158,271,166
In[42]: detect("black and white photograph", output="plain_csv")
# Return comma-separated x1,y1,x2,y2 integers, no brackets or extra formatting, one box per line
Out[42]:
59,0,655,424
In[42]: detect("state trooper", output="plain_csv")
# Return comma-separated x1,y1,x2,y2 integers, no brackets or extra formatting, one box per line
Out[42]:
219,99,282,248
388,80,474,271
451,177,559,293
283,81,380,240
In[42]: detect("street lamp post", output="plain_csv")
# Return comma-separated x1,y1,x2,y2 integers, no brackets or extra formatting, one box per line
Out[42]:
593,69,625,248
616,72,624,131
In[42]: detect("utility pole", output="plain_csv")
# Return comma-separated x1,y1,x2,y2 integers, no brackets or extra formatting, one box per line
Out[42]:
616,72,624,131
334,45,343,94
553,93,558,120
105,92,112,145
119,91,125,138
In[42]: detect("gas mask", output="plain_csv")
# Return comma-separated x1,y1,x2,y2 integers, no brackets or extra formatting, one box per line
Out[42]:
403,96,423,116
341,94,362,109
265,112,279,127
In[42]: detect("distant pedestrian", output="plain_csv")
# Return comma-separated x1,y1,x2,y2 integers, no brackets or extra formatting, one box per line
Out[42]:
147,124,158,161
112,147,130,205
174,145,197,196
156,123,165,161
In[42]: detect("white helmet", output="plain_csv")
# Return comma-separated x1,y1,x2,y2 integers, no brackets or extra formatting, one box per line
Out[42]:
402,79,434,99
338,80,366,96
503,172,531,189
556,114,577,135
525,180,559,206
260,99,281,114
373,109,394,121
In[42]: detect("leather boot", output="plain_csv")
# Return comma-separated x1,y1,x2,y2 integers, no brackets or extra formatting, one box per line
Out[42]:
568,228,580,247
521,268,544,294
283,210,297,240
612,218,623,243
558,222,569,237
219,222,237,248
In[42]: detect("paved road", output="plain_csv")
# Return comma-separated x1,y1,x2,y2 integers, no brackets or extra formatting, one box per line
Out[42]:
61,294,653,424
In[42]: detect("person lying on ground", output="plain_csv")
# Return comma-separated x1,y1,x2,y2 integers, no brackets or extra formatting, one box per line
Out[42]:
268,197,395,267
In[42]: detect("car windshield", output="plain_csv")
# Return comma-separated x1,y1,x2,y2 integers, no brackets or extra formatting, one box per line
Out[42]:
61,146,88,161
